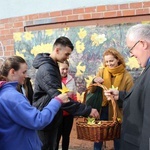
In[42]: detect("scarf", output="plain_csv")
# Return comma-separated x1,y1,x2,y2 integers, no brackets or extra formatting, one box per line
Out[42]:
102,64,125,106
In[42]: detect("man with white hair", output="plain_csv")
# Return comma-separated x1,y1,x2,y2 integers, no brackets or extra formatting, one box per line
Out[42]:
104,24,150,150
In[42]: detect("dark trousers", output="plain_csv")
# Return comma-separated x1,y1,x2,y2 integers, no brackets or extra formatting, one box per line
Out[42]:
94,106,120,150
38,127,58,150
56,115,74,150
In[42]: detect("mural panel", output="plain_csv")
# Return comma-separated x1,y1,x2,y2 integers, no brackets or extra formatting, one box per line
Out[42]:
14,22,149,101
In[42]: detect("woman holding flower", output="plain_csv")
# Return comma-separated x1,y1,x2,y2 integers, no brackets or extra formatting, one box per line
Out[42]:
93,48,133,150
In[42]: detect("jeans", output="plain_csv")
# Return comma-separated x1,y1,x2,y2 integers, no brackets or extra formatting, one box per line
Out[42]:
94,106,120,150
94,139,120,150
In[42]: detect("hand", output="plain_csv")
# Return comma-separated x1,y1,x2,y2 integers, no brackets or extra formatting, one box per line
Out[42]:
57,93,70,103
94,77,104,84
67,91,73,98
89,108,100,119
104,89,119,101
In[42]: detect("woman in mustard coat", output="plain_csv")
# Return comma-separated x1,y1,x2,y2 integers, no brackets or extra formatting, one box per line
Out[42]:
93,48,134,150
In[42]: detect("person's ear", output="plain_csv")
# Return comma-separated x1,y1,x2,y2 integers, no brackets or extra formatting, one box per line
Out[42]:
9,68,15,76
141,40,148,50
55,47,61,54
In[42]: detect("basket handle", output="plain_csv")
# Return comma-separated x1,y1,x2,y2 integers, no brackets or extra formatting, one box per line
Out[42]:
83,83,117,122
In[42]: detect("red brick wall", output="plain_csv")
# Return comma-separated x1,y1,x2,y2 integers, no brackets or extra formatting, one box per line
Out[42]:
0,1,149,57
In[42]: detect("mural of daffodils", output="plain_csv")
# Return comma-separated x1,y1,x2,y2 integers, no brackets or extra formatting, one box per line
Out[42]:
14,23,146,102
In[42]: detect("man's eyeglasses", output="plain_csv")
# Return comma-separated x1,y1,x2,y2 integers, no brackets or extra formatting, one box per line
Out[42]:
129,40,140,53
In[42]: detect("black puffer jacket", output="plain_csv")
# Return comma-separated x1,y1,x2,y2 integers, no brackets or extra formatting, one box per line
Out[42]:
32,53,91,130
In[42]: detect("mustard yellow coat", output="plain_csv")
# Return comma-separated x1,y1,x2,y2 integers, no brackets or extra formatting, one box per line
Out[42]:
95,68,134,120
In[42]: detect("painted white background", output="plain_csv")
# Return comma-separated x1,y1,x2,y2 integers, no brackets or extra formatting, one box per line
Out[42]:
0,0,148,19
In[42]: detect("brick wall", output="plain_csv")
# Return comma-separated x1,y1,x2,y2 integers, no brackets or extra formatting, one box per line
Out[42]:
0,1,149,58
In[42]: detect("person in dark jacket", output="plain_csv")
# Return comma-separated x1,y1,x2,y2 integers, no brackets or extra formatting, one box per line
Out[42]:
104,24,150,150
32,36,99,150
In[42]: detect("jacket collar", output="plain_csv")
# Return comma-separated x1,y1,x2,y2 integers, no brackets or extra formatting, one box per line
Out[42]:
146,57,150,67
0,81,7,87
1,81,18,88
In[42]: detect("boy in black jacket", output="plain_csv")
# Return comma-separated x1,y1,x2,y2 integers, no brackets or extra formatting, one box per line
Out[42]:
32,36,99,150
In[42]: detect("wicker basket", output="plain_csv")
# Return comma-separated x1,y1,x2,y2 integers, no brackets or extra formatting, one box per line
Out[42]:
76,83,121,142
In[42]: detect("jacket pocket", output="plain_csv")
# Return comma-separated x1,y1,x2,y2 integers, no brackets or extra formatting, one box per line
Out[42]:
124,133,140,147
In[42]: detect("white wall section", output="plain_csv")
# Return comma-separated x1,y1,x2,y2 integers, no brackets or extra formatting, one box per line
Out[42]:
0,0,148,19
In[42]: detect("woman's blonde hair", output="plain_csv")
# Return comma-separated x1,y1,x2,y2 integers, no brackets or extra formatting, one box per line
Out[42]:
103,48,126,67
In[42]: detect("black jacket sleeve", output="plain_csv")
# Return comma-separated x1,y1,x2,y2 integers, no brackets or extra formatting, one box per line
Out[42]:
62,98,92,117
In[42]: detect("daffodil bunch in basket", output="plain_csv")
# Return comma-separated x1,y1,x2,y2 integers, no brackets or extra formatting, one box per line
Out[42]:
76,83,122,142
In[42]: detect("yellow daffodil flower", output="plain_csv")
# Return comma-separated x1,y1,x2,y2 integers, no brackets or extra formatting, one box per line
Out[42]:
111,85,118,90
126,57,140,69
58,85,70,94
87,117,95,125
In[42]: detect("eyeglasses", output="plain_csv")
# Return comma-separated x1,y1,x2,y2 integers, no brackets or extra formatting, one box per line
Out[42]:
129,40,140,53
